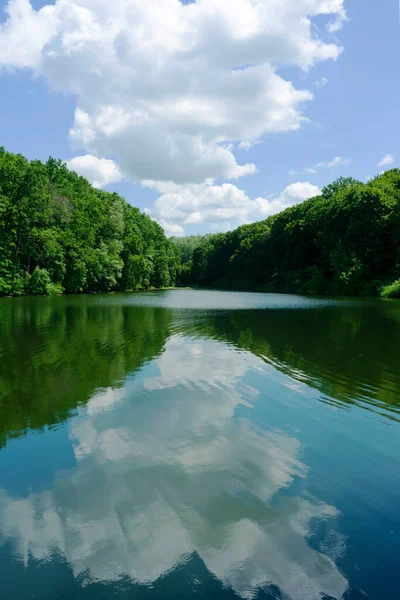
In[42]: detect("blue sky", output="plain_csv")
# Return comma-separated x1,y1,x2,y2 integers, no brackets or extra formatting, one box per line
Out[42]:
0,0,399,236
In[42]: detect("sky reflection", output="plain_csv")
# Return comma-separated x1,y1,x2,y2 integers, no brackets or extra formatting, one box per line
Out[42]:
0,336,348,599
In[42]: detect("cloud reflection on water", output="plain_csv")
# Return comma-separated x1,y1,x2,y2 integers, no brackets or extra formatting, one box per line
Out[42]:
0,336,348,599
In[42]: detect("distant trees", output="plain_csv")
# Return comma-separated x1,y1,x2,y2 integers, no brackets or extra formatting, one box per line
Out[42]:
321,176,360,199
173,170,400,297
2,145,399,299
0,149,180,296
171,235,208,264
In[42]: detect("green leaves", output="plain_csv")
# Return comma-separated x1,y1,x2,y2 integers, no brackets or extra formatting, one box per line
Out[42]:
0,149,180,296
381,280,400,299
26,267,63,296
174,170,400,297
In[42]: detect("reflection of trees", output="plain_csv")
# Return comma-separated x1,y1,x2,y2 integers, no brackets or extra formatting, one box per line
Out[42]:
179,303,400,418
0,297,172,447
0,336,348,599
2,292,399,451
2,296,399,449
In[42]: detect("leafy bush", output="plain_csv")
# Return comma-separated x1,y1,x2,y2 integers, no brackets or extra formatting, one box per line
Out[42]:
46,282,64,296
10,272,28,296
26,267,63,296
381,280,400,299
0,271,27,296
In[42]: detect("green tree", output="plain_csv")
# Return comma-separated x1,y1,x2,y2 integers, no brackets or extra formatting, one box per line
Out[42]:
172,169,400,298
0,148,181,296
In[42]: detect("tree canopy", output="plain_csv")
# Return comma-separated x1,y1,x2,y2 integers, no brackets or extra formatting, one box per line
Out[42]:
0,148,180,296
173,170,400,297
1,147,399,298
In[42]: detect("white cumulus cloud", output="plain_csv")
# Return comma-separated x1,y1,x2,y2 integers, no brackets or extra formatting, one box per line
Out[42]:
158,219,185,237
145,180,320,235
67,154,122,188
0,0,346,185
377,154,394,168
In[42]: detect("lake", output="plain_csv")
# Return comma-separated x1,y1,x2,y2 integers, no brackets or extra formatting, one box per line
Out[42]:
0,289,400,600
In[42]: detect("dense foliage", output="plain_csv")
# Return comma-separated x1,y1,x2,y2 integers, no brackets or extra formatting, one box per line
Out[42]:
171,235,207,264
2,146,399,298
171,234,214,285
0,148,179,296
175,172,400,297
381,280,400,299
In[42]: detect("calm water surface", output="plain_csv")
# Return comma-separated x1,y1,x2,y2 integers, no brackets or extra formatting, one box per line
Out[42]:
0,290,400,600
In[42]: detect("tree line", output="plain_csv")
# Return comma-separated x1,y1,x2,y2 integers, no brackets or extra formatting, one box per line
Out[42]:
0,148,180,296
1,147,400,298
173,172,400,298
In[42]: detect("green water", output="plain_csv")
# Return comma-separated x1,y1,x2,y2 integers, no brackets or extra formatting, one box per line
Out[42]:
0,290,399,600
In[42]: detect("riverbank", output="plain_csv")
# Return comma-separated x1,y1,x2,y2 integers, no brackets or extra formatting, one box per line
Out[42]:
182,280,400,300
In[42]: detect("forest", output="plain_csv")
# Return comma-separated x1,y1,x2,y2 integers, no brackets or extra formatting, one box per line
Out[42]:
1,147,400,298
174,171,400,298
0,148,179,296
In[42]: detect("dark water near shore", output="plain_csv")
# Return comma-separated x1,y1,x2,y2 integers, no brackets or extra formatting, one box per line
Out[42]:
0,290,400,600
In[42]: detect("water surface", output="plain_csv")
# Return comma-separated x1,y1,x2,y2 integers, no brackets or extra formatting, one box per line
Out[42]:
0,290,399,600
